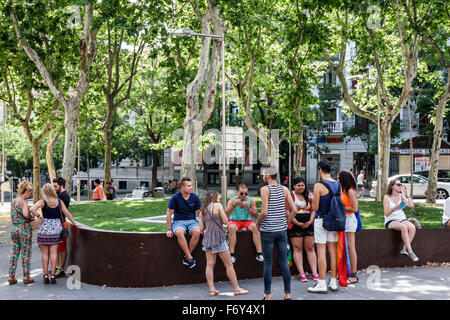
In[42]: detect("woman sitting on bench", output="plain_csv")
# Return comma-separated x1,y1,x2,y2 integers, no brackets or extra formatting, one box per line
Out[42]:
383,179,418,262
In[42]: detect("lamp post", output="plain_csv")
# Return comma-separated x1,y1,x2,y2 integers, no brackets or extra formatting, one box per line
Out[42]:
348,74,380,200
1,101,5,206
170,27,227,207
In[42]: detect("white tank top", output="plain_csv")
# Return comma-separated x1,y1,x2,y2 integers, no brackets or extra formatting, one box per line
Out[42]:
385,196,407,225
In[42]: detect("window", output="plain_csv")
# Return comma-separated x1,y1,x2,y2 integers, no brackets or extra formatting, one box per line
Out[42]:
140,181,149,187
413,177,425,184
119,181,127,190
439,171,450,179
208,173,220,185
400,176,410,184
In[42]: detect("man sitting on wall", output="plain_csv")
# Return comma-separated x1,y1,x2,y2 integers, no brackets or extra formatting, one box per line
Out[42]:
225,184,264,263
165,177,202,268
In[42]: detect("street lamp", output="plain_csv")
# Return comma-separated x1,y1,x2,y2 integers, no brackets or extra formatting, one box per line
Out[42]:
170,27,227,207
348,74,380,200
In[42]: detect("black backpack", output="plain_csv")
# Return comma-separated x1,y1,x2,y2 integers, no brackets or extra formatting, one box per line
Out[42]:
319,180,347,232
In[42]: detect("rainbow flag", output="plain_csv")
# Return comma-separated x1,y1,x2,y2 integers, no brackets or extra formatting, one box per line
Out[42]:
337,231,349,287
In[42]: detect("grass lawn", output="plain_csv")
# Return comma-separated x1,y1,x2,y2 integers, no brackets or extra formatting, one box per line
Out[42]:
69,197,444,232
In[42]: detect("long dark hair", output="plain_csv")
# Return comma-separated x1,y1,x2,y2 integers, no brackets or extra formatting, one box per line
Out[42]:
292,177,310,206
386,179,400,196
200,189,219,216
338,170,357,193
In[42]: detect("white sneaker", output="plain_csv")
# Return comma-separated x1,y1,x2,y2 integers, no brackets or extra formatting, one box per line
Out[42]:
308,279,328,294
329,278,338,292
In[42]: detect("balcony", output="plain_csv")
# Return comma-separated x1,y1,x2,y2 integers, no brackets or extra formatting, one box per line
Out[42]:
323,120,355,133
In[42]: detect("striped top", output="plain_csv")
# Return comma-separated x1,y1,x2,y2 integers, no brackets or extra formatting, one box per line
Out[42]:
260,185,287,232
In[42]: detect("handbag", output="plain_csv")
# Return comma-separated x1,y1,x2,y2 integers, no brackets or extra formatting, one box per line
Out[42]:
29,218,39,230
58,200,70,239
14,202,38,230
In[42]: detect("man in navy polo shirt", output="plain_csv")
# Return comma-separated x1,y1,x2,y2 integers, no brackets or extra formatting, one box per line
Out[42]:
166,177,202,268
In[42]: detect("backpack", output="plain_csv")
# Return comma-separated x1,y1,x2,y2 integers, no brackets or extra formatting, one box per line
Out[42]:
318,180,346,232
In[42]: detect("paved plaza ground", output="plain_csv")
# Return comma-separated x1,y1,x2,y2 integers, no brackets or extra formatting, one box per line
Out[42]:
1,220,449,301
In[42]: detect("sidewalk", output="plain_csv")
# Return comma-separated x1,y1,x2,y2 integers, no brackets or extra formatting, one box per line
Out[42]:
1,221,449,300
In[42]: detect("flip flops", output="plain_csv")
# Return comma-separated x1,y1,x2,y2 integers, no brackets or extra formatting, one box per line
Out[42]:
234,288,249,296
209,289,220,296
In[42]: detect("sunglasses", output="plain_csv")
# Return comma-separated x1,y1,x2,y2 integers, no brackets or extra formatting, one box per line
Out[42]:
240,192,248,196
395,183,402,187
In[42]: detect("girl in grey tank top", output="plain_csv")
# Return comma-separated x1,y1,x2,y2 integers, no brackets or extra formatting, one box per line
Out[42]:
198,190,249,297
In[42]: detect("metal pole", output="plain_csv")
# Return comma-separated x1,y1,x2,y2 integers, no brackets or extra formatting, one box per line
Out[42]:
221,35,227,208
376,78,381,201
77,136,80,203
288,128,291,190
1,101,5,206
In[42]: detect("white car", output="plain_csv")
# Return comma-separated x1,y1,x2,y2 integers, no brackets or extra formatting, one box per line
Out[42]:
370,174,450,199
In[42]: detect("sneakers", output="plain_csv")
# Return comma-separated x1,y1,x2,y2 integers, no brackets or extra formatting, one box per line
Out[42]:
299,273,308,282
55,269,66,278
308,279,327,294
255,253,264,262
329,278,338,292
231,254,236,263
312,273,320,281
183,256,196,268
409,252,419,262
400,249,409,256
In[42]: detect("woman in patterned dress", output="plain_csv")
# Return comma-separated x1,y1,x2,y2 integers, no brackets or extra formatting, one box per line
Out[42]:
8,180,35,285
30,184,77,284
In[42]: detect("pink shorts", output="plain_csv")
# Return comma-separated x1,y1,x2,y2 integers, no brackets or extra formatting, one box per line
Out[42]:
227,220,255,231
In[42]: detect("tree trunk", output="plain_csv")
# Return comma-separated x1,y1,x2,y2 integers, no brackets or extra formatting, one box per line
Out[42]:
46,127,59,182
104,128,112,183
61,107,79,192
182,1,224,194
377,123,392,201
202,159,208,190
152,151,159,193
426,75,450,203
31,141,40,203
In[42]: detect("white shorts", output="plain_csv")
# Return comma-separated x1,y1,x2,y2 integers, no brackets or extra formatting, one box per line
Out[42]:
314,218,337,244
345,213,357,233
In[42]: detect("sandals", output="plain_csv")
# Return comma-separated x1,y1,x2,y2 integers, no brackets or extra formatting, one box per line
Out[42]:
234,288,249,296
50,274,56,284
43,274,49,284
8,278,18,285
209,289,220,296
23,277,34,285
347,277,359,284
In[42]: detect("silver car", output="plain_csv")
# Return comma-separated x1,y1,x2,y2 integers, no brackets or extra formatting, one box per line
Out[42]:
370,174,450,199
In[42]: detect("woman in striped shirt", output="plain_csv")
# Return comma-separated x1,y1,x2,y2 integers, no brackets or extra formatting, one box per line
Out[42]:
256,166,297,300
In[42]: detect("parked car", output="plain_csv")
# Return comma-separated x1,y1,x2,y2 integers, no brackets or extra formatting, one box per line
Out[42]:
370,174,450,199
414,169,450,183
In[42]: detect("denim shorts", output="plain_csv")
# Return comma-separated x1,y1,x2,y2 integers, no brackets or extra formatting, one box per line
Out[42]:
202,240,229,254
172,219,200,235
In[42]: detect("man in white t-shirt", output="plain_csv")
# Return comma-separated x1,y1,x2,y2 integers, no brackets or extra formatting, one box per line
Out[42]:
443,197,450,228
356,170,366,198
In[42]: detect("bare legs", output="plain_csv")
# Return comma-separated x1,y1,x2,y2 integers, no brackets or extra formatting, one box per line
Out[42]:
388,221,416,253
205,249,246,295
316,242,337,280
346,232,358,282
174,227,201,260
40,245,58,275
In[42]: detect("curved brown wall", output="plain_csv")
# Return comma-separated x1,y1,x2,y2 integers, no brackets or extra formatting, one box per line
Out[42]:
67,224,450,288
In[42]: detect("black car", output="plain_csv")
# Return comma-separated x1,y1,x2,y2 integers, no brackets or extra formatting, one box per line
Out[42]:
414,169,450,183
